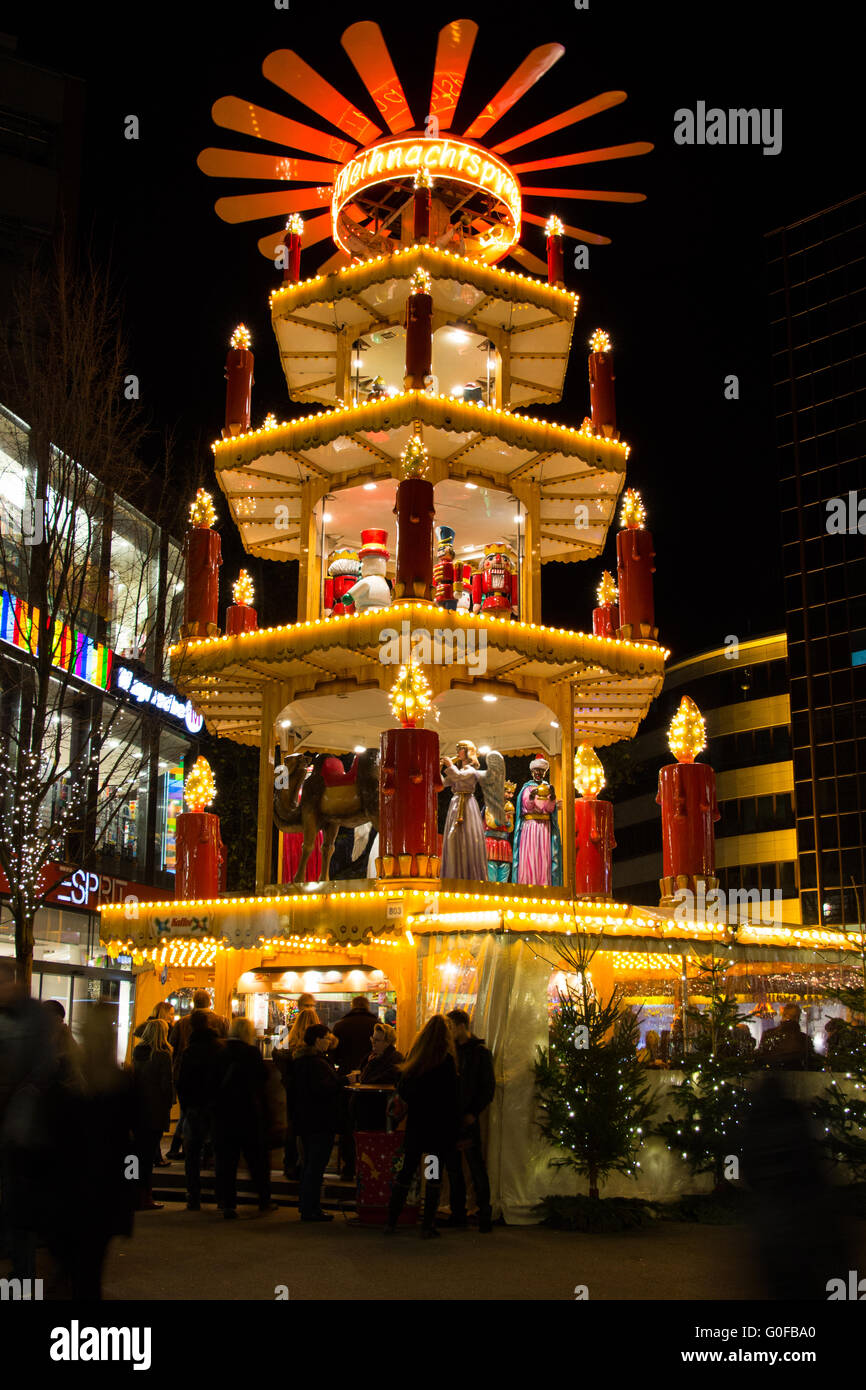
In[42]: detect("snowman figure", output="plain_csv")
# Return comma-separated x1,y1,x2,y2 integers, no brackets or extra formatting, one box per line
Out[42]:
345,529,392,613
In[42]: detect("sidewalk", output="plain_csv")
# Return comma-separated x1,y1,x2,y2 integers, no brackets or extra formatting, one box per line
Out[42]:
99,1199,853,1301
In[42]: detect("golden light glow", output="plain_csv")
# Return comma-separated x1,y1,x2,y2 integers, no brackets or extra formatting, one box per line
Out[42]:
619,487,645,529
286,214,304,235
389,659,433,727
574,743,605,798
232,569,254,607
230,323,252,350
184,755,217,813
399,434,429,479
189,488,217,528
545,214,564,237
413,167,433,190
596,570,618,606
410,267,432,295
263,413,278,431
668,695,707,764
589,328,612,354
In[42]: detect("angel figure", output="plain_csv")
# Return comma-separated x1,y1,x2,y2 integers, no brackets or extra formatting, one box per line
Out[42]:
440,741,505,884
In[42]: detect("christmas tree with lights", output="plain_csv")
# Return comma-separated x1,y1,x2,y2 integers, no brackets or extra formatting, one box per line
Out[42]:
535,933,655,1203
813,951,866,1181
657,949,754,1191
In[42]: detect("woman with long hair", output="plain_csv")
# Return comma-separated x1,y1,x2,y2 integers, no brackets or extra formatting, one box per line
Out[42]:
385,1014,460,1238
132,1017,173,1210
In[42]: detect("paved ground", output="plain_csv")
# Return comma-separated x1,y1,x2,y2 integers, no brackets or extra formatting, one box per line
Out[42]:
97,1199,861,1302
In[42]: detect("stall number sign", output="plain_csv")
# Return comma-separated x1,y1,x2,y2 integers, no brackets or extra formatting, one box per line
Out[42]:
115,665,204,734
386,900,403,920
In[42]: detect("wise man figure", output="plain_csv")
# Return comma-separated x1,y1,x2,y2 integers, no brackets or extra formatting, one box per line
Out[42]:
512,756,563,886
440,741,504,884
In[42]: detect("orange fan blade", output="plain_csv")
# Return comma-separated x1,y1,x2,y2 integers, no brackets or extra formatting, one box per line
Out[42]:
256,211,336,262
512,141,654,173
508,245,549,276
198,148,338,182
523,211,610,246
521,185,646,203
429,19,479,130
212,96,358,163
341,22,414,135
463,44,565,141
491,91,627,155
215,188,332,225
263,49,382,146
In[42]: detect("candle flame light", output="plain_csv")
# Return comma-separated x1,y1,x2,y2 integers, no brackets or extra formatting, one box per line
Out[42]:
232,569,254,607
668,695,707,764
286,214,304,235
184,756,217,813
596,570,618,606
413,167,433,190
545,214,564,238
619,487,645,529
574,743,605,798
399,433,429,479
410,267,432,295
230,323,251,350
590,328,612,355
389,660,432,728
189,488,217,528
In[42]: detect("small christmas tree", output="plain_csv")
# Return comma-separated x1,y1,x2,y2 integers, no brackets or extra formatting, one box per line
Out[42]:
656,948,754,1191
534,933,655,1200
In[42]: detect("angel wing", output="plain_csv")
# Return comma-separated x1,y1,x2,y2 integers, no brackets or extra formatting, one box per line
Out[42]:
478,750,505,827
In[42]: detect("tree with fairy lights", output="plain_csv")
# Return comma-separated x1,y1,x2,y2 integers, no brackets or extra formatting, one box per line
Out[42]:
656,947,754,1191
0,246,183,987
813,911,866,1180
534,932,655,1199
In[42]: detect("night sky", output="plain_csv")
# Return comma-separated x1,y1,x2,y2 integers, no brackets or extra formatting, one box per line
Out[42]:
10,0,862,660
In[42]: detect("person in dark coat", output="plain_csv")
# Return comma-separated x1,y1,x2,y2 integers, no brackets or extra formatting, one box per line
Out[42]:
292,1024,344,1221
756,1004,817,1070
132,1018,173,1210
272,1006,320,1180
349,1021,404,1132
444,1009,495,1232
385,1014,459,1238
331,996,378,1179
213,1017,275,1218
176,1010,222,1210
166,991,228,1158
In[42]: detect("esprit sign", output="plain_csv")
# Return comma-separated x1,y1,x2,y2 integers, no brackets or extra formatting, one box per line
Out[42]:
0,862,164,911
332,137,521,254
115,665,204,734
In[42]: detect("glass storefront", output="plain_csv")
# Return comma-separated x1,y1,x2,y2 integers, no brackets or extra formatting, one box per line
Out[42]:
110,497,160,669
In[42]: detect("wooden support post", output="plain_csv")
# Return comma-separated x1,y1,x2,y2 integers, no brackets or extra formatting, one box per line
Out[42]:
255,683,281,891
553,682,576,898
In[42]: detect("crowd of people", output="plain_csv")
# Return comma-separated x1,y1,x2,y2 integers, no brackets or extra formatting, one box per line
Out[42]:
638,1004,851,1070
1,964,499,1293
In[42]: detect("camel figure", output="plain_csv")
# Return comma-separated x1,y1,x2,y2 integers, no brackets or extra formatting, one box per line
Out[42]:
273,749,380,883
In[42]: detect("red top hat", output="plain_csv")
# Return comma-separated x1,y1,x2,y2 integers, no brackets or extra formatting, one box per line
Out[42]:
358,528,389,560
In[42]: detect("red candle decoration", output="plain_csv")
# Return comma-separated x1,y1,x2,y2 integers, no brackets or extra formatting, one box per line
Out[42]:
656,697,720,899
378,725,441,879
588,328,616,439
404,267,433,389
175,758,221,900
282,213,303,282
413,167,432,242
592,570,619,640
183,489,222,638
573,744,615,897
223,323,254,438
616,488,657,641
394,434,434,601
545,214,564,287
226,569,258,636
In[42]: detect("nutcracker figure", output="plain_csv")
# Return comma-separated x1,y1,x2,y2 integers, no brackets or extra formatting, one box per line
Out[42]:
345,530,392,613
455,562,474,613
471,545,519,618
485,778,516,883
323,548,361,616
433,526,458,608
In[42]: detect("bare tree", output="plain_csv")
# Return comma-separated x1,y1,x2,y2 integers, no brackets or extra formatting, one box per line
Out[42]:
0,245,184,988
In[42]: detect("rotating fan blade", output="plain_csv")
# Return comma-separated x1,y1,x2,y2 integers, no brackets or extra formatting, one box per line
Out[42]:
521,186,646,203
317,249,354,274
198,148,338,182
215,188,331,225
429,19,479,130
463,44,565,141
523,211,610,246
263,49,383,146
508,245,549,276
512,141,654,173
341,22,414,134
491,91,627,155
212,96,358,163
